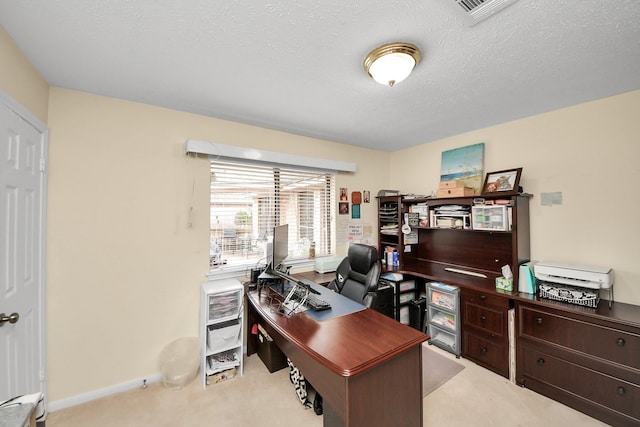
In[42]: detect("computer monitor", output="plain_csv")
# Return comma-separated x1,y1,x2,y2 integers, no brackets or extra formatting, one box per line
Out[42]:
272,224,289,271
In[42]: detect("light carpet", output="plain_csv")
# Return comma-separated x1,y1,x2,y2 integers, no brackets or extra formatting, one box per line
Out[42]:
422,343,464,397
46,345,609,427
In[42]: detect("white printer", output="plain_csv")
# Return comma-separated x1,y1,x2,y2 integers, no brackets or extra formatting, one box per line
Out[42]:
534,261,614,308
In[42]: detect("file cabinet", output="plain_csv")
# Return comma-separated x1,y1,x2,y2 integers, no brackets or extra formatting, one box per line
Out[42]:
516,300,640,427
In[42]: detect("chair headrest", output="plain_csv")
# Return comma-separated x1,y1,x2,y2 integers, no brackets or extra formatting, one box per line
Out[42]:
347,244,378,275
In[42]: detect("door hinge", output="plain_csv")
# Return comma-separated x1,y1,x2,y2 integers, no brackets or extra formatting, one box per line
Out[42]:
40,158,46,172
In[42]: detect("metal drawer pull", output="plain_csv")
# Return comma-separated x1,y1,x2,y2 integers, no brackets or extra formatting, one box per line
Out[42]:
536,317,543,325
480,347,488,354
616,338,625,347
480,315,487,321
479,295,486,301
537,358,545,366
617,386,626,396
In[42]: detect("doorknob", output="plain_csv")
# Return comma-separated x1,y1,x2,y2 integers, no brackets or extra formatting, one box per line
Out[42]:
0,312,19,327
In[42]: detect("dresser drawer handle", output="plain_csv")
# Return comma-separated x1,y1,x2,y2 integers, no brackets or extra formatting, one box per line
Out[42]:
616,338,626,347
479,295,486,301
537,358,545,366
480,347,488,354
617,386,626,396
480,315,487,321
536,317,543,325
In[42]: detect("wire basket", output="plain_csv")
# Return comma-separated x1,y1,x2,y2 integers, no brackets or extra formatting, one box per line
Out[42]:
539,282,599,308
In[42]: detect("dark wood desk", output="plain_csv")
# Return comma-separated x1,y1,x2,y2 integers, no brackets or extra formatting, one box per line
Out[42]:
293,270,335,286
246,286,427,427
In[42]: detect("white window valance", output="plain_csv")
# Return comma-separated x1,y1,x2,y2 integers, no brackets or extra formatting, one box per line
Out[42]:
184,139,356,174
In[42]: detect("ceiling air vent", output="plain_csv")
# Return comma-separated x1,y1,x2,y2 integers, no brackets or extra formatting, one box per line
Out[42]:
452,0,519,26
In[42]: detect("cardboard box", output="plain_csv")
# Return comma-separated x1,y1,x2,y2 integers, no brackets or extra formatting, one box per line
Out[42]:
436,187,475,198
439,180,467,189
207,367,237,385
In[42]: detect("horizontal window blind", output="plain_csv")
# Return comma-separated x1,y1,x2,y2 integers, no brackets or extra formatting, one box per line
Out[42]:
210,161,335,271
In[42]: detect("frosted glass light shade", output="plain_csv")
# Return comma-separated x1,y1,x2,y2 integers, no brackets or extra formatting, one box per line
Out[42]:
364,43,421,87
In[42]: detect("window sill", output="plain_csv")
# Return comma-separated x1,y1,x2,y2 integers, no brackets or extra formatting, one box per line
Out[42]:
207,258,317,281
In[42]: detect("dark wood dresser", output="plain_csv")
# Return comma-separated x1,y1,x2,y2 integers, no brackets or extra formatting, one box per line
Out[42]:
516,298,640,427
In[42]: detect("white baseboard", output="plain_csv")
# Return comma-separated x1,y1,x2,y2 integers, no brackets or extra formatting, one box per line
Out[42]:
47,373,163,413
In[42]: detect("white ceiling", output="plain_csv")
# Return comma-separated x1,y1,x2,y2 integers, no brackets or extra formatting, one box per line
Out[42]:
1,1,639,152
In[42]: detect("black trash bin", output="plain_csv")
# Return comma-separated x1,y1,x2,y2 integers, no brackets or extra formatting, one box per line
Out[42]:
409,297,427,332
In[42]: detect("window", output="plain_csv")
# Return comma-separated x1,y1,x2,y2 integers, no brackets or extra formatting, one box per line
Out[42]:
209,161,335,272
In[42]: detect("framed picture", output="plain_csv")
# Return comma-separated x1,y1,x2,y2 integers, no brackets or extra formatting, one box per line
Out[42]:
482,168,522,195
339,187,348,201
339,202,349,215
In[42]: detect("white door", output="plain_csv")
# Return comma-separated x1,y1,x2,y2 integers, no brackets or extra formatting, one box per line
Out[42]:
0,95,47,418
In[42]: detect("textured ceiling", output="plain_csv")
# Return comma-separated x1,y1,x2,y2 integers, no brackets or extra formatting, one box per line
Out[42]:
1,0,639,151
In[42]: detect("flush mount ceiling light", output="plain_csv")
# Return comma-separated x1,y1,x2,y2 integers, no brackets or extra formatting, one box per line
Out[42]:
363,42,421,87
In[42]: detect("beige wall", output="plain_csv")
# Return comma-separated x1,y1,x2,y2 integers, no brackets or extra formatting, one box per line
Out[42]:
0,26,48,122
390,89,640,306
45,87,387,402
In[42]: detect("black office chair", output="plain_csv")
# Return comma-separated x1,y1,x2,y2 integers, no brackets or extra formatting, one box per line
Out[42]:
328,243,393,316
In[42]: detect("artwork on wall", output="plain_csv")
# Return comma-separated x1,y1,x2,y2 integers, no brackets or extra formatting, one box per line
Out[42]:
339,202,349,215
351,191,361,219
440,142,485,194
352,204,361,219
482,168,522,195
340,187,348,201
351,191,362,204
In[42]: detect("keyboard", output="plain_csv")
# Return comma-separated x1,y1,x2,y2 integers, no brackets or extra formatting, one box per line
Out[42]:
291,286,331,311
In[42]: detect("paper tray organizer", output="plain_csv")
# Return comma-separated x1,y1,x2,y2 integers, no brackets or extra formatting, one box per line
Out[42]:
538,281,599,308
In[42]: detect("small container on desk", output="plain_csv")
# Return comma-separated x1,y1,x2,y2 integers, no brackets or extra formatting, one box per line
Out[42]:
471,205,511,231
495,276,513,292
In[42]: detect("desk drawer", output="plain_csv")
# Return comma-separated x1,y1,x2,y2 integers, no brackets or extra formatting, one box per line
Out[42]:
519,305,640,369
461,289,510,311
463,330,508,378
463,303,504,337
